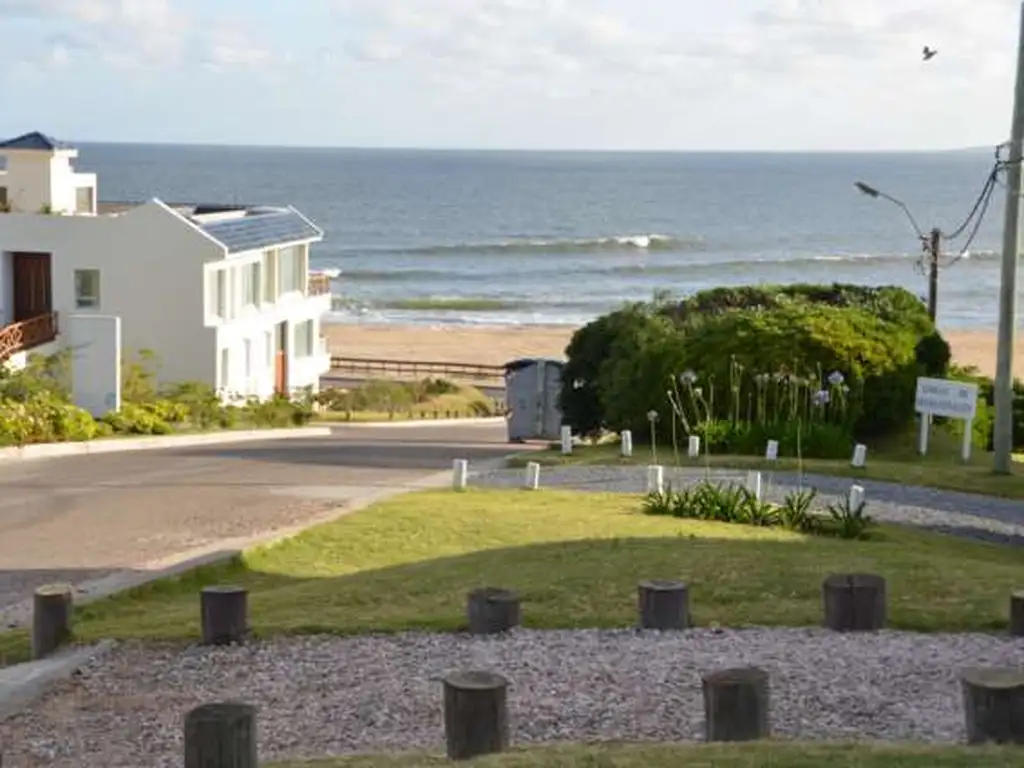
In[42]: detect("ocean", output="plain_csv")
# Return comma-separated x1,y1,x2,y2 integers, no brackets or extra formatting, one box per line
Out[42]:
78,143,1009,329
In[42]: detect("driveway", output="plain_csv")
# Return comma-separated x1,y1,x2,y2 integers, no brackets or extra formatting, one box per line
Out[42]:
0,421,523,612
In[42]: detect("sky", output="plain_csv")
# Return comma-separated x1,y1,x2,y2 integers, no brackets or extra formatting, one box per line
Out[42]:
0,0,1020,151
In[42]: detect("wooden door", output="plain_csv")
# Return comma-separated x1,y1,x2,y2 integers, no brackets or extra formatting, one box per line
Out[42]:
274,322,288,395
12,252,52,322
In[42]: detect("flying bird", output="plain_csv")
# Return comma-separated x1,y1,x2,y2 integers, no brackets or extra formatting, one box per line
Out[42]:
923,46,938,61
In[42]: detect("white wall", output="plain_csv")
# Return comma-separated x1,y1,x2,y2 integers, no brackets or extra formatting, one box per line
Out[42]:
0,149,96,215
0,201,221,386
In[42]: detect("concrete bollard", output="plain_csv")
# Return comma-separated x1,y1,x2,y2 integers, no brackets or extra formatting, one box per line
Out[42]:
765,440,779,461
621,430,633,457
647,465,664,495
560,425,572,455
688,435,701,458
849,484,865,509
452,459,469,491
745,471,762,501
851,443,867,468
524,461,540,490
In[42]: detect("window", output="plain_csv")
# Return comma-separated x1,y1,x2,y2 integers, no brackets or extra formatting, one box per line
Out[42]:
75,186,94,215
293,319,314,358
278,245,304,294
74,269,100,309
0,187,7,211
219,347,230,389
241,261,261,308
208,268,228,319
263,249,277,303
243,339,252,380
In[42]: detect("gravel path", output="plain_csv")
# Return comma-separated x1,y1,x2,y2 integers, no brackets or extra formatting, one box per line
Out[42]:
472,465,1024,547
3,629,1024,766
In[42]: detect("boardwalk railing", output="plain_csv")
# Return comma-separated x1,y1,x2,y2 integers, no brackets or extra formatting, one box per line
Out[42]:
0,312,59,363
329,356,505,381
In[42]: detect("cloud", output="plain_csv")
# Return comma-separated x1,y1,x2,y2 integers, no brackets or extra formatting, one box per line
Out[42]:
0,0,273,72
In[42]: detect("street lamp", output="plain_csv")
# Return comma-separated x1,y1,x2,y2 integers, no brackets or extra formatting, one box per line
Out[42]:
854,181,940,323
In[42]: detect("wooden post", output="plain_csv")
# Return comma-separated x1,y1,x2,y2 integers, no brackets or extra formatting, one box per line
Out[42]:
962,668,1024,745
702,667,771,742
467,587,521,635
822,573,886,632
1010,591,1024,637
32,584,72,660
184,702,258,767
201,586,249,646
443,670,509,760
637,580,690,630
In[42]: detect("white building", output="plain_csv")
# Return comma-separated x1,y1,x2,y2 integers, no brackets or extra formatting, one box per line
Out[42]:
0,131,333,400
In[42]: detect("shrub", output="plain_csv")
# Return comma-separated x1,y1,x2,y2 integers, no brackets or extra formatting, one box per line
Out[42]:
559,304,666,437
640,481,872,540
563,283,947,455
101,403,174,435
0,393,99,446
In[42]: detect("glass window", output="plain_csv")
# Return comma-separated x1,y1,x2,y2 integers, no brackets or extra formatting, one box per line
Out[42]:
74,269,100,309
293,319,314,357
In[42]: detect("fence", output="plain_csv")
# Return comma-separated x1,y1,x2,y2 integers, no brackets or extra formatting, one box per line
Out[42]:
329,356,505,381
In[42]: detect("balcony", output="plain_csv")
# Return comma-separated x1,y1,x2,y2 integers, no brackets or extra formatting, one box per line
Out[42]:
0,313,59,363
308,272,332,297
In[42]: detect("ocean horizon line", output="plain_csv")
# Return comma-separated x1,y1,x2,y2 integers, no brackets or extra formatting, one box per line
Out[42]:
67,139,999,155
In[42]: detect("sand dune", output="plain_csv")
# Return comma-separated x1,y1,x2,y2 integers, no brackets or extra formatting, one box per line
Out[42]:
323,323,1024,379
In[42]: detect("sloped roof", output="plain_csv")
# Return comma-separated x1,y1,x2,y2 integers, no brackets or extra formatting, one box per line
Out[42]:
196,208,323,253
0,131,73,151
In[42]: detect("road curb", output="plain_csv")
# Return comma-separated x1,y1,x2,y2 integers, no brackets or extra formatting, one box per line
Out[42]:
0,426,333,464
336,416,506,429
0,640,116,722
0,457,508,719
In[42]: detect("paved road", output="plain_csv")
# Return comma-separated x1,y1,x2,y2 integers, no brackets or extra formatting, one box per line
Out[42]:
0,422,523,612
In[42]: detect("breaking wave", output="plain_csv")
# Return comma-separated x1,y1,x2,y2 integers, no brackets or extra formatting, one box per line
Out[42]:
338,234,702,257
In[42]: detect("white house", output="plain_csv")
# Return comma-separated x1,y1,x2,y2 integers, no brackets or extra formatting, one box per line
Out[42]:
0,131,333,400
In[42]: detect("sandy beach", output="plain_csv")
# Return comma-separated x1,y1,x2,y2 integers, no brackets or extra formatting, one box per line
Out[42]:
323,324,1020,379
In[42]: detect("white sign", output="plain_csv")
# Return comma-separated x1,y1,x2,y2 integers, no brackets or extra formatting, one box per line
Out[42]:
452,458,468,491
524,461,541,490
647,465,664,495
620,430,633,457
560,424,573,455
915,377,978,420
69,314,121,417
688,435,701,458
765,440,779,461
851,443,867,468
914,377,977,462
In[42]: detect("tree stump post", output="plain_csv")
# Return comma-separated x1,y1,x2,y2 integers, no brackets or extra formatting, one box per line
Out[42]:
467,587,521,635
822,573,886,632
637,580,690,630
201,586,249,646
1010,591,1024,637
184,702,258,767
31,584,72,660
702,666,771,742
961,668,1024,745
443,670,509,760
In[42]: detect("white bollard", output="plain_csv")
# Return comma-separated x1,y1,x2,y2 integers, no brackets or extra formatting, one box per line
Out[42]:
560,425,573,455
621,430,633,457
452,458,468,491
765,440,779,461
688,435,701,458
646,465,664,495
849,484,865,509
851,443,867,468
524,461,541,490
745,471,762,501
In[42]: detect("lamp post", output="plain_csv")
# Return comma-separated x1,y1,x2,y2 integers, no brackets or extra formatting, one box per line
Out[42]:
854,181,940,323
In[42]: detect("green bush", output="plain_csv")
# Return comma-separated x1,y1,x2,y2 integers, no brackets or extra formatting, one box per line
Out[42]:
562,283,947,455
0,348,314,446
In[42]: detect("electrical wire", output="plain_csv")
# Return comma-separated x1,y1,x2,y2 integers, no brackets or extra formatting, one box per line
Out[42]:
941,162,1000,241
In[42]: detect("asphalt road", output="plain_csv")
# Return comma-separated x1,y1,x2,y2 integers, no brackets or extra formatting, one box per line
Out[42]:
0,421,522,612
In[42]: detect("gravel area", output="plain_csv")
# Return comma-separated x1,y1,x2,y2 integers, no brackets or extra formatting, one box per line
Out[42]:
472,465,1024,547
3,629,1024,766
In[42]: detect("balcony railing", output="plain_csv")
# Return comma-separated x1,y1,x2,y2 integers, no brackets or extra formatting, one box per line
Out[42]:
308,272,332,296
0,313,59,362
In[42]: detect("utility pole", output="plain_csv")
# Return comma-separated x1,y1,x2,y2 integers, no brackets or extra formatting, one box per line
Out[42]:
927,227,940,323
994,0,1024,475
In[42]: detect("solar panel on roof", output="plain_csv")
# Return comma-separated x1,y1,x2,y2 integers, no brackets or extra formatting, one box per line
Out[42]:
199,211,322,253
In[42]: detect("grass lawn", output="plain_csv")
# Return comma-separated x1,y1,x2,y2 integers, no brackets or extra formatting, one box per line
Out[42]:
510,428,1024,500
315,379,500,423
268,742,1024,767
2,487,1020,667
